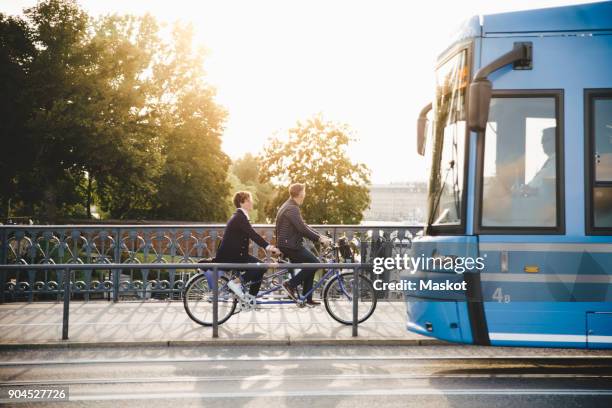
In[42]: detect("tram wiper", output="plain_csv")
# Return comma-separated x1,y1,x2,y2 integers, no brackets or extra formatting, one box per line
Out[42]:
427,159,455,228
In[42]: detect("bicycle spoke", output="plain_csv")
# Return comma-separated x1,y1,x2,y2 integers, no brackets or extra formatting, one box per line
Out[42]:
183,274,236,326
323,272,377,325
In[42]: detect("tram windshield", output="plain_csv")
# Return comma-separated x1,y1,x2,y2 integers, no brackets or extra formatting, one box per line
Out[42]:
426,49,468,227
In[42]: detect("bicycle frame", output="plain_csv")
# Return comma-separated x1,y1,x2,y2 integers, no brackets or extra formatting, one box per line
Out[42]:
199,245,355,305
200,268,354,305
243,266,351,304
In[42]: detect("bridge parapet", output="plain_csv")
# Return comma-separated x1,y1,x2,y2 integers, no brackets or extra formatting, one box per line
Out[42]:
0,224,420,302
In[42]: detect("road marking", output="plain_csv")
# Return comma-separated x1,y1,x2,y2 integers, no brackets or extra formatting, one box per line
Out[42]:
6,388,608,402
1,355,611,367
2,373,612,387
0,320,406,327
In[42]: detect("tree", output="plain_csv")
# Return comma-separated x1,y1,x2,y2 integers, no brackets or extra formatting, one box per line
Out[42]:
0,13,35,219
79,13,166,220
228,154,274,223
259,115,371,224
0,0,231,222
151,23,230,222
0,0,93,221
232,153,260,184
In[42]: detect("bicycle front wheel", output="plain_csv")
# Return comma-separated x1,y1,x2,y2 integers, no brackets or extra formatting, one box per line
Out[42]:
183,273,237,326
323,271,377,325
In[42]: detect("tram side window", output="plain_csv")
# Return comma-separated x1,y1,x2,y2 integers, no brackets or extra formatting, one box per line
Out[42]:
589,93,612,229
481,97,559,228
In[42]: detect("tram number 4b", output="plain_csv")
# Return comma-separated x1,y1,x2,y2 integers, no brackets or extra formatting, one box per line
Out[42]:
492,287,511,303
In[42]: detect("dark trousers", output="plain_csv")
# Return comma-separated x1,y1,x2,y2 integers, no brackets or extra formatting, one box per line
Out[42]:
232,255,265,296
281,246,320,301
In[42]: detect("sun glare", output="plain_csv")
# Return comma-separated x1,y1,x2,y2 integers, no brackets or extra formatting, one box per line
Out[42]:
2,0,595,183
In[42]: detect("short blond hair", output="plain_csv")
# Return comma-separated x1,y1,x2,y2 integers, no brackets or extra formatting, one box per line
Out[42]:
289,183,305,198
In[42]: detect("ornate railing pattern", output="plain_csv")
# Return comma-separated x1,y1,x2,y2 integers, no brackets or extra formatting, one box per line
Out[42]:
0,224,421,303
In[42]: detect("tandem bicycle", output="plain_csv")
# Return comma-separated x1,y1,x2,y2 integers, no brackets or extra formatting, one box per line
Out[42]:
182,238,377,326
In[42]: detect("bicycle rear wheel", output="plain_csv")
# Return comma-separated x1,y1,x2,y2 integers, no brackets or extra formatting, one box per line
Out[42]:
323,271,377,325
183,272,237,326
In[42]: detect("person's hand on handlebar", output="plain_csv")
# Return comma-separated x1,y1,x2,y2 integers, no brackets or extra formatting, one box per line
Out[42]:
268,245,282,257
319,235,333,246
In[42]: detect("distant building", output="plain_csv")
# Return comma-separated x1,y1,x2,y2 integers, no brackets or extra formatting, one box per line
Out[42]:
363,182,427,224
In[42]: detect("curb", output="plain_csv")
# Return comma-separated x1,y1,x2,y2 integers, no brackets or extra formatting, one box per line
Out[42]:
0,337,450,350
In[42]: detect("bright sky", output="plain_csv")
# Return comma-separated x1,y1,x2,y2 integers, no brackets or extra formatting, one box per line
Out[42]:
2,0,594,183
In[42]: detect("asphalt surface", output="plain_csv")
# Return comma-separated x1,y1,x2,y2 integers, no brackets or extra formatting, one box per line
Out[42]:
1,345,612,407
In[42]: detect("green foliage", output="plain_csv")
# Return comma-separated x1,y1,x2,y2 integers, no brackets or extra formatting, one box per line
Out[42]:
232,153,260,184
259,115,371,224
227,154,274,223
0,12,35,219
0,0,229,222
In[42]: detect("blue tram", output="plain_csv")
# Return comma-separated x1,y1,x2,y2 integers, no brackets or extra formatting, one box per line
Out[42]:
407,2,612,349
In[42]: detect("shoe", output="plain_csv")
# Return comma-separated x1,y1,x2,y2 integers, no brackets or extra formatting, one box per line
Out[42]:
305,299,321,306
282,281,298,301
227,280,246,301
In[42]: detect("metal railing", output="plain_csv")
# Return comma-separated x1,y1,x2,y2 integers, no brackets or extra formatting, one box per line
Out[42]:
0,262,366,340
0,224,420,303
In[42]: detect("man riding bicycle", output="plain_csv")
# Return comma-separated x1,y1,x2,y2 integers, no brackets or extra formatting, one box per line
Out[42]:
275,183,332,306
184,189,378,325
214,191,281,300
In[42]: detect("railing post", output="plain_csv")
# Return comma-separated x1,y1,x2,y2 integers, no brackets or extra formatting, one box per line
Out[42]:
212,266,219,338
0,228,6,304
0,228,6,264
62,268,70,340
354,239,370,337
112,228,121,302
352,266,359,337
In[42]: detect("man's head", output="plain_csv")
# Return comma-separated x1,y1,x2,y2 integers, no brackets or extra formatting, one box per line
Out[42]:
289,183,306,205
541,127,556,156
233,191,253,211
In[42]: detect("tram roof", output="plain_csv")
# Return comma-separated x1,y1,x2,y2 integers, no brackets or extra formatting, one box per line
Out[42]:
481,1,612,35
439,2,612,61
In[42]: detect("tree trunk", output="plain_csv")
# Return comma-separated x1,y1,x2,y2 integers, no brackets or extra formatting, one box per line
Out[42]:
43,186,57,223
86,176,93,219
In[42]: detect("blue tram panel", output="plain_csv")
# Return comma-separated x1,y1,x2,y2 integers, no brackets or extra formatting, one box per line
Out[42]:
587,312,612,349
406,2,612,349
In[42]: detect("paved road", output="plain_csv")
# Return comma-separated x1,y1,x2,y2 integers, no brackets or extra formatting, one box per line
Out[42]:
1,345,612,407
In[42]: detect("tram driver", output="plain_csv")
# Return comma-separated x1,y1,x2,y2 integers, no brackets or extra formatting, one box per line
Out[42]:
517,127,556,195
511,126,557,225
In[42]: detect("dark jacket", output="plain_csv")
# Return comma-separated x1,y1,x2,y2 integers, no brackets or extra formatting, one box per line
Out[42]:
275,198,320,250
214,209,269,262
